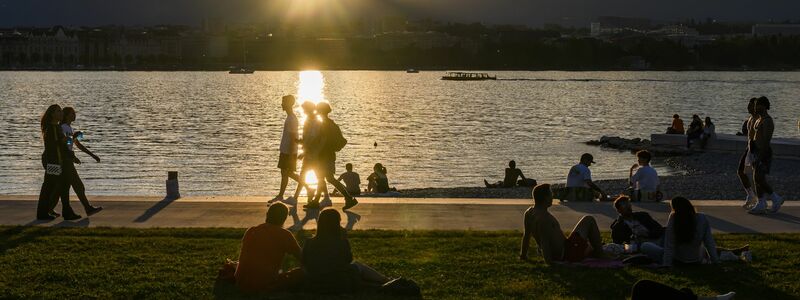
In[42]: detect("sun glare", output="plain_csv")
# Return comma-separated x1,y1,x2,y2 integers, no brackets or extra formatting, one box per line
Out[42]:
304,170,319,189
297,70,325,104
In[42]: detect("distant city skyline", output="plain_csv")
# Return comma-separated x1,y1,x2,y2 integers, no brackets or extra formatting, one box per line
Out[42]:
1,0,799,28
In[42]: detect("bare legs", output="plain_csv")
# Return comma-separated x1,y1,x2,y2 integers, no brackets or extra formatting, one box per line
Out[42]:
570,216,603,257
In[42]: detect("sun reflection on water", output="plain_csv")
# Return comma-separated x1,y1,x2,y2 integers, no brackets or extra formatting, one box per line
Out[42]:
297,70,324,104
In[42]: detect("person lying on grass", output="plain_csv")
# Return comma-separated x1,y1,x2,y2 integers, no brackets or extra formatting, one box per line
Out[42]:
235,203,304,293
520,184,605,263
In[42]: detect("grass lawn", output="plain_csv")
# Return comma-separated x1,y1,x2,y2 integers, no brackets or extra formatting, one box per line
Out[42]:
1,227,799,299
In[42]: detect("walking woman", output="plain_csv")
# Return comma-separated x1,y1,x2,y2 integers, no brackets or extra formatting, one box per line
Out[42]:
37,104,80,220
60,107,103,216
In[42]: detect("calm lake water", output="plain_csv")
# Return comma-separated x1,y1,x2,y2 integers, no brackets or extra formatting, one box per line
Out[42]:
1,71,799,196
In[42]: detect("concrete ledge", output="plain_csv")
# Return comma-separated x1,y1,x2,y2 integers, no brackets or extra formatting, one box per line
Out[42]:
651,133,800,157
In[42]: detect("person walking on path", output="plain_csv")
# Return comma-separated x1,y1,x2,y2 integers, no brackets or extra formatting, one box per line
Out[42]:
738,98,758,209
37,104,80,221
304,102,358,210
748,96,783,214
288,101,320,207
59,107,103,216
269,95,310,206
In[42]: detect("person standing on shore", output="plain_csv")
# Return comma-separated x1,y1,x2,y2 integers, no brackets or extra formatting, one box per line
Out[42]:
304,102,358,210
564,153,607,201
37,105,80,221
738,98,758,209
748,96,783,214
59,107,103,216
270,95,310,206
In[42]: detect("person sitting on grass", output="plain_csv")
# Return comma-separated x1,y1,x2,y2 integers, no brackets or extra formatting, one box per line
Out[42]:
235,203,304,293
335,163,361,196
628,150,660,202
631,280,735,300
520,184,605,264
640,197,750,267
484,160,529,188
302,208,393,294
367,163,396,193
610,196,664,245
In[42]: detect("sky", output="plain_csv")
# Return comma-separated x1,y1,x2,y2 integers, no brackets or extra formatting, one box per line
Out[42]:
0,0,798,27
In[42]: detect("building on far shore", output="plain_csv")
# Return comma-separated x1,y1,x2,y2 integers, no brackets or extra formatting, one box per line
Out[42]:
752,24,800,37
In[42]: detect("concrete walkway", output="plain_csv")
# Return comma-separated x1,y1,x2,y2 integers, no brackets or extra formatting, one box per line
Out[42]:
1,196,799,233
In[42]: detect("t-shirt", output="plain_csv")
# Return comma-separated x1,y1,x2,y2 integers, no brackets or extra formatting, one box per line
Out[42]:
566,163,592,188
279,113,299,154
61,123,74,152
503,168,523,187
672,118,685,133
235,223,301,292
339,171,361,194
630,165,659,192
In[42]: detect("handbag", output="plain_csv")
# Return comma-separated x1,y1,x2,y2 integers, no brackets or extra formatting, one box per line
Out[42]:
45,125,63,176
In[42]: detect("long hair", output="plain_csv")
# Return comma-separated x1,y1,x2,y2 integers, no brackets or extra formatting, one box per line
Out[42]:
316,209,343,240
40,104,61,139
704,117,714,127
671,197,697,244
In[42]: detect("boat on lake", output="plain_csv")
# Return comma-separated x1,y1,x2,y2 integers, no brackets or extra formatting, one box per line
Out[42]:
406,68,419,73
441,72,496,81
229,67,255,74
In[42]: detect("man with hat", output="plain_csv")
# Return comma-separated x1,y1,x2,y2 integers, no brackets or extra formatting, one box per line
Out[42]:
563,153,607,201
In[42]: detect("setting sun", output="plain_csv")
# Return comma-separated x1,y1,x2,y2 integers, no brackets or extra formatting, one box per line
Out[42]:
297,70,325,104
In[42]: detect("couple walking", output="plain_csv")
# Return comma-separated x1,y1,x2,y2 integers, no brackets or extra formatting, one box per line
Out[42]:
269,95,358,210
37,104,102,220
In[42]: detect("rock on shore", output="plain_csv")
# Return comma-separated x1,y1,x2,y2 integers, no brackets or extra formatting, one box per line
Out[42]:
586,136,691,156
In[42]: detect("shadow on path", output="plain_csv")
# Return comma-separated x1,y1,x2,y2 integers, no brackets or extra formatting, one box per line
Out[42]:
705,214,757,233
134,197,178,223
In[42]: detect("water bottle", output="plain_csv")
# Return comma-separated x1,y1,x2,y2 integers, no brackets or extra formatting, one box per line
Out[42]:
66,137,73,146
75,131,84,141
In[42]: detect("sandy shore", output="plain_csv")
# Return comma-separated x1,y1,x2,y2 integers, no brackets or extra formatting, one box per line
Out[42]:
386,152,800,200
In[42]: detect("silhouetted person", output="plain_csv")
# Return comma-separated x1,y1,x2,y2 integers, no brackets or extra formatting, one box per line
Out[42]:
304,102,358,210
610,196,664,245
367,163,397,193
302,209,391,294
270,95,310,206
700,116,716,149
484,160,528,188
631,280,735,300
739,98,758,209
666,114,685,134
336,163,361,196
748,96,783,214
235,203,304,293
37,104,80,221
290,101,321,207
686,114,703,148
628,150,659,202
59,107,102,216
520,184,604,263
564,153,607,201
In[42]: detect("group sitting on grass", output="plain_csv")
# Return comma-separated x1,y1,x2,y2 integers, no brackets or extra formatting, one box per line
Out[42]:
231,203,420,296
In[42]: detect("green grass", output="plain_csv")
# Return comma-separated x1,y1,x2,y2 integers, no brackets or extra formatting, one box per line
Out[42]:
1,227,799,299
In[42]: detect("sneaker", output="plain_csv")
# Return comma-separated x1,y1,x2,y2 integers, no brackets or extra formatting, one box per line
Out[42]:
49,211,61,218
747,200,767,215
63,213,82,221
268,195,283,204
742,193,755,210
740,251,753,262
343,198,359,210
85,206,103,216
716,292,735,300
303,200,320,209
770,194,784,213
319,196,333,209
281,196,297,207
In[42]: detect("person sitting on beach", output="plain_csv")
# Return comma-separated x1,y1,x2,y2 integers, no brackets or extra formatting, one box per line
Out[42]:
564,153,607,202
235,203,304,293
666,114,685,134
686,114,703,148
700,116,716,149
610,196,664,245
367,163,395,193
484,160,530,188
520,184,605,263
628,150,660,202
302,209,395,294
336,163,361,196
640,197,749,267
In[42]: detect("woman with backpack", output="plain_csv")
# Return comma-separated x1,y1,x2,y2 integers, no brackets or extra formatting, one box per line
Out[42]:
304,102,358,210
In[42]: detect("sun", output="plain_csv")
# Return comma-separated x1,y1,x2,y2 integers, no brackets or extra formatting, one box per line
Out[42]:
297,70,325,104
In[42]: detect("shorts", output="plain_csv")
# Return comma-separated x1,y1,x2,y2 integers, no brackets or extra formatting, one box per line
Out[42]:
563,233,589,262
277,153,297,172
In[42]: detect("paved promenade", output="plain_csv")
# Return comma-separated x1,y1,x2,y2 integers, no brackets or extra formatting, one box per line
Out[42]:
1,196,799,233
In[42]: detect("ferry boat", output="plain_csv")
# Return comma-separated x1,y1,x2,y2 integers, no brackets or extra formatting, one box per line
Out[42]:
406,68,419,73
441,72,496,81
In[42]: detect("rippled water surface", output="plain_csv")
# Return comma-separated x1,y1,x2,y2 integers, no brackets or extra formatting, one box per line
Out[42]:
1,71,799,196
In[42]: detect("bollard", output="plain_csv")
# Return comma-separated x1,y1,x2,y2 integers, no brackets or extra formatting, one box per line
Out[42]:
166,171,181,199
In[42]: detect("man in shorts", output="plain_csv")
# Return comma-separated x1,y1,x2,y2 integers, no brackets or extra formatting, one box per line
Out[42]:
748,96,783,214
738,98,758,209
520,184,604,263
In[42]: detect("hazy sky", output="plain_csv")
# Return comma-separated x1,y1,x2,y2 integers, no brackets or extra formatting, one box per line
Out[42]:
1,0,798,27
